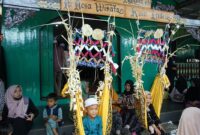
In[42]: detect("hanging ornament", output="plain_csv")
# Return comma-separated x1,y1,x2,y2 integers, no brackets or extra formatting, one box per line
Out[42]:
82,24,93,37
154,29,164,39
92,29,104,40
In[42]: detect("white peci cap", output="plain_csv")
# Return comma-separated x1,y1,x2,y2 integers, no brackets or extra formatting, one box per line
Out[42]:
84,98,98,107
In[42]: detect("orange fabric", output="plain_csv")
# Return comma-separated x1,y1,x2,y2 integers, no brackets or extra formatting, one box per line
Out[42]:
111,89,121,112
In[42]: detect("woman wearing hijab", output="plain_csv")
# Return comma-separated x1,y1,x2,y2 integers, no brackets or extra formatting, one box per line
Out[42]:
2,85,38,135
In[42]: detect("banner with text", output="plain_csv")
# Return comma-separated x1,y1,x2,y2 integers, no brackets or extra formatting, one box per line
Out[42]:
61,0,178,23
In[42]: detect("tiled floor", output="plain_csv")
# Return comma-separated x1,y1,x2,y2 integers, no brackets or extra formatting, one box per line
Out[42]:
160,99,184,123
161,99,185,112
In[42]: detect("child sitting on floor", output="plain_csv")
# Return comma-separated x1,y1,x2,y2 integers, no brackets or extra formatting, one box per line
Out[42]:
83,98,102,135
146,91,163,135
43,93,63,135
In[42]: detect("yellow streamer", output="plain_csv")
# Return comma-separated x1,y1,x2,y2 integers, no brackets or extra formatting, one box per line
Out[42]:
150,74,170,118
98,77,111,135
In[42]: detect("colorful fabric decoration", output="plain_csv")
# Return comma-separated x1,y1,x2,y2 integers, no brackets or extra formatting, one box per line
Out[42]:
73,27,118,74
74,45,107,58
136,29,169,64
73,38,109,47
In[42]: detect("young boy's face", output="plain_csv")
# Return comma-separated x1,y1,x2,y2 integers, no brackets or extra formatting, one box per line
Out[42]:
47,98,56,108
86,104,98,119
125,83,131,92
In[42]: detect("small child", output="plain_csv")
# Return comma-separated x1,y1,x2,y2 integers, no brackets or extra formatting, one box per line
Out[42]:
0,121,13,135
43,93,63,135
83,98,102,135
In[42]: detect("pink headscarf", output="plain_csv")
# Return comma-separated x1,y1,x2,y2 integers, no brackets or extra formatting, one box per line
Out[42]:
5,85,28,119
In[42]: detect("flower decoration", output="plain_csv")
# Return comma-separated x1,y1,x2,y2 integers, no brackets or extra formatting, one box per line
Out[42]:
154,29,164,39
82,24,93,37
92,28,104,40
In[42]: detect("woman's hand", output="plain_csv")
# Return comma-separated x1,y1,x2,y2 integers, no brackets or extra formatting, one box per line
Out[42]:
26,113,34,121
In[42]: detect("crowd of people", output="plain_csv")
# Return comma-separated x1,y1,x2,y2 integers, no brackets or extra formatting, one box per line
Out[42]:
0,78,200,135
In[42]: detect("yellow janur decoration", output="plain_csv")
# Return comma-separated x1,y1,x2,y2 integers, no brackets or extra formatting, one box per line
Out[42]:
97,63,113,135
150,73,170,118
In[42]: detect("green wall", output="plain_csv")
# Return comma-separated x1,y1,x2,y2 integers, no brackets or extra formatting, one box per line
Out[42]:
2,8,161,106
